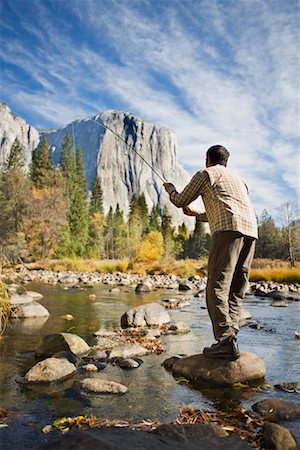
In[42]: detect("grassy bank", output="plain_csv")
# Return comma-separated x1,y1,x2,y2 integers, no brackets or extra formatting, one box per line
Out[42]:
23,258,300,283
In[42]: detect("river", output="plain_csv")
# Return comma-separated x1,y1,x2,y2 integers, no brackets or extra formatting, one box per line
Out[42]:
0,283,299,448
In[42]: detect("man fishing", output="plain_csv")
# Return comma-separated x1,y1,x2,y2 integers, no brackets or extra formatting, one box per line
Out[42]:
163,145,258,361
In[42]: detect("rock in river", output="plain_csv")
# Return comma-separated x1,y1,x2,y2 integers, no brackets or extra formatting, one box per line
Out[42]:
252,399,300,421
263,422,298,450
13,302,50,318
24,357,76,383
171,352,265,386
121,302,170,328
108,343,149,358
42,332,90,356
81,378,128,394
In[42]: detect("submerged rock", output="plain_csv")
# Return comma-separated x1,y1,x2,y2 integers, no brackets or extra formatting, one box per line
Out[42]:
121,302,170,328
274,382,300,393
115,358,140,369
252,399,300,421
24,357,76,383
171,352,265,386
81,378,128,394
42,333,90,356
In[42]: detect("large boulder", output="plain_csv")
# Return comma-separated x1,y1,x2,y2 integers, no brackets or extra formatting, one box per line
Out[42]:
121,302,170,328
24,357,76,383
81,378,128,394
41,333,90,356
13,302,50,318
263,422,298,450
171,352,265,386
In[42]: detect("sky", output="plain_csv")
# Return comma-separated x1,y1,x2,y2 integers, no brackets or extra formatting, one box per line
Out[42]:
0,0,299,220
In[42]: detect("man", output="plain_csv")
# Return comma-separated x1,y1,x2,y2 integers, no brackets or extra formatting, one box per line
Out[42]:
163,145,257,361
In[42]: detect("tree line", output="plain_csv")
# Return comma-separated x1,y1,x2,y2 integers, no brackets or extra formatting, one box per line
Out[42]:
0,136,298,265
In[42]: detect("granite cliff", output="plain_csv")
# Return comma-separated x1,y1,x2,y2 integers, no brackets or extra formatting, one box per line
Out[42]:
0,104,196,225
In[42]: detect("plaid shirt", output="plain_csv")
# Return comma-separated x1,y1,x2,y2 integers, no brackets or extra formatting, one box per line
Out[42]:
169,164,258,238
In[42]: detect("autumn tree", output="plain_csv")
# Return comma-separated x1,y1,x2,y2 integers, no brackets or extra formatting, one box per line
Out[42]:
161,206,175,258
277,201,300,266
136,231,164,262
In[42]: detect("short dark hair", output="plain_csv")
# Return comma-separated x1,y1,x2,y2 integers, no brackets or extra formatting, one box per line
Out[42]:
206,145,230,166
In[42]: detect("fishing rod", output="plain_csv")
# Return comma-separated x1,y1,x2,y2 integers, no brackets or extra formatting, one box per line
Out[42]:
73,114,166,183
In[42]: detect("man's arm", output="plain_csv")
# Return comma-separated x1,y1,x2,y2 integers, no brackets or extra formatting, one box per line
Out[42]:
163,171,208,208
182,206,208,221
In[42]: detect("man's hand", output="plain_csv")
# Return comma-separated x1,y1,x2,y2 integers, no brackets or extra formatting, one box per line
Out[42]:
183,205,199,217
163,181,176,194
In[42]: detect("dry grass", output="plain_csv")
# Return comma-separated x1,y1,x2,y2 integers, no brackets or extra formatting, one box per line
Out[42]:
23,257,300,282
0,280,11,336
250,259,300,283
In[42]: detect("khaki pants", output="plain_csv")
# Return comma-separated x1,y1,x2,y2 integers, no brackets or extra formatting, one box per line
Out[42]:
206,231,256,342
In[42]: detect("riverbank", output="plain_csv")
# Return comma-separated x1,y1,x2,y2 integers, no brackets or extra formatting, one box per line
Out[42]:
3,266,300,295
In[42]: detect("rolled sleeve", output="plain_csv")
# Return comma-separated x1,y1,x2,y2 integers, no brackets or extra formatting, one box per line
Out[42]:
169,171,208,208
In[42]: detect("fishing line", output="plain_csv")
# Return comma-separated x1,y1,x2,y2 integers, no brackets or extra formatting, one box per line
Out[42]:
73,114,166,183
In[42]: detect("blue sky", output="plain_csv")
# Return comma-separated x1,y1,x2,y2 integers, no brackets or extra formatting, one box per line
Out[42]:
0,0,299,219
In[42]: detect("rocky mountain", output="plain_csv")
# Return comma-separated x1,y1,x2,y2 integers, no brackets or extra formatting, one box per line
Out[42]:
0,104,197,226
0,103,39,168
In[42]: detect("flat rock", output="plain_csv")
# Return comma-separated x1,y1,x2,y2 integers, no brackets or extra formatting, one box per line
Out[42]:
10,293,37,306
252,399,300,421
42,333,90,356
24,357,76,383
116,358,140,369
121,302,170,328
172,352,265,386
13,302,50,318
263,422,298,450
271,301,288,307
26,291,44,300
268,290,289,300
81,378,128,394
37,423,250,450
168,322,191,334
108,343,149,359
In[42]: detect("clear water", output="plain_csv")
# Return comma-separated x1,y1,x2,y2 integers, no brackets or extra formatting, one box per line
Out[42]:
1,283,299,448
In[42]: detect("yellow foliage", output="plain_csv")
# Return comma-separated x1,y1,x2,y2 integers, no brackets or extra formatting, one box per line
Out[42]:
136,231,164,262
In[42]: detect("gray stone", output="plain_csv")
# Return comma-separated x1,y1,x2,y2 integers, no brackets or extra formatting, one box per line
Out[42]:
272,300,289,307
24,357,76,383
179,280,194,291
135,282,152,292
168,322,191,334
172,352,265,386
42,332,90,356
268,290,289,300
121,302,170,328
26,291,44,300
81,378,128,394
116,358,140,369
263,422,298,450
10,293,36,306
144,329,161,340
274,382,300,393
252,399,300,421
108,343,149,359
14,302,50,318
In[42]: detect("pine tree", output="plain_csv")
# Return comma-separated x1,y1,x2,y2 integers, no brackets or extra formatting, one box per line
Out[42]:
90,175,104,215
149,205,161,232
113,204,127,258
4,138,24,171
30,136,52,188
60,134,76,198
68,146,89,254
137,193,149,235
189,218,206,258
161,206,175,258
104,206,115,258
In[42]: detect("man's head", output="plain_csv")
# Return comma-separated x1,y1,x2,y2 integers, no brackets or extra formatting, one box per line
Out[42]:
206,145,230,167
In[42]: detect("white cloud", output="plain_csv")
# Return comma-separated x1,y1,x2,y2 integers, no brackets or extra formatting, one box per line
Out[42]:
0,0,298,218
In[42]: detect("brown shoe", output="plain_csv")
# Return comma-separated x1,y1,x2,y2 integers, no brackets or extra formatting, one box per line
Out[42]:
203,337,240,361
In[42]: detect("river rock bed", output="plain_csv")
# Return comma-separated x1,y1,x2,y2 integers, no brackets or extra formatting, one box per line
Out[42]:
3,268,300,296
